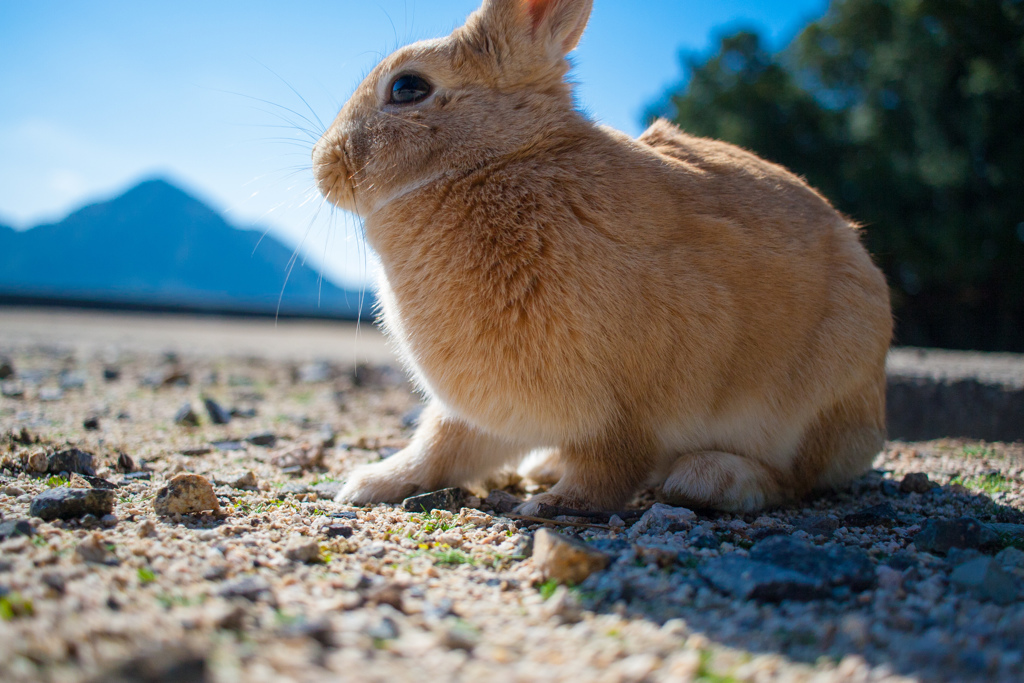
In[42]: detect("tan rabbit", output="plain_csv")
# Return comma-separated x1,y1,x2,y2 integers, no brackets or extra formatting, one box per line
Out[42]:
312,0,892,514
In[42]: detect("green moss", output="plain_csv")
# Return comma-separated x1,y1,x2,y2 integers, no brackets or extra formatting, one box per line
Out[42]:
430,546,475,566
961,445,999,459
696,650,739,683
950,473,1013,495
0,593,34,620
538,579,560,600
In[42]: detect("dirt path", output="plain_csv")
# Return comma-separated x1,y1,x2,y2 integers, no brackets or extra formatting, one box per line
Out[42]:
1,309,1022,682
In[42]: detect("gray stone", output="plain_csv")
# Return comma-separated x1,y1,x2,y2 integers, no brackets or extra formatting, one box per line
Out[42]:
310,481,343,499
628,503,696,539
365,615,399,641
440,622,480,651
0,519,35,540
278,617,333,646
844,502,899,528
284,538,322,563
687,527,720,549
900,472,938,494
90,645,208,683
174,403,200,427
142,366,190,388
211,441,245,451
245,432,277,447
795,516,841,538
59,371,87,390
947,547,984,567
216,471,258,490
699,555,830,602
39,387,64,402
363,543,387,559
75,532,118,565
995,547,1024,568
297,361,333,383
402,487,466,513
276,483,308,498
484,489,522,514
217,575,273,602
30,488,115,520
116,452,137,473
203,398,231,425
914,517,1001,555
69,473,116,490
887,552,919,570
401,405,425,428
46,448,96,476
750,536,876,591
1,381,24,398
950,557,1020,605
322,523,353,539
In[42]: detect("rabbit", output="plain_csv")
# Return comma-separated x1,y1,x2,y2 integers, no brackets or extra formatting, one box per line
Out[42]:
311,0,892,515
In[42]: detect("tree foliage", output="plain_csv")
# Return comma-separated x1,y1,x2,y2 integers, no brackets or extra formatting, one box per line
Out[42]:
648,0,1024,351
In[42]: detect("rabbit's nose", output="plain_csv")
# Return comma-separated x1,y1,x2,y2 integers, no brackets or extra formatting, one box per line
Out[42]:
312,134,348,191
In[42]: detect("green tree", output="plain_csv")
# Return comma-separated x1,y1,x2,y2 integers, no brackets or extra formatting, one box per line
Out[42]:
648,0,1024,351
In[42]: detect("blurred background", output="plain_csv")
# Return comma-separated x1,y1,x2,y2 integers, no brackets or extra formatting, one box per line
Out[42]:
1,0,1021,349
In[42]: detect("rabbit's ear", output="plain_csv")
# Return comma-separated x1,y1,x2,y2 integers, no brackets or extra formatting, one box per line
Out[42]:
523,0,592,57
475,0,592,62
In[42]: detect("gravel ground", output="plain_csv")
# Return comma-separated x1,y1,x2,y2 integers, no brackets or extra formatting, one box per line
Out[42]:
1,322,1023,683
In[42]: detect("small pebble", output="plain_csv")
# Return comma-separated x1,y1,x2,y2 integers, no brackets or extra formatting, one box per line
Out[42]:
900,472,937,494
484,489,521,514
174,403,201,427
533,529,610,585
30,488,115,521
75,532,117,565
402,487,466,513
203,398,231,425
285,538,322,563
153,473,221,516
0,519,35,540
323,523,354,539
629,503,696,539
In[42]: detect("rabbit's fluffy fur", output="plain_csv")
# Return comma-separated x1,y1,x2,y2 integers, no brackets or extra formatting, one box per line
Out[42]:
312,0,892,514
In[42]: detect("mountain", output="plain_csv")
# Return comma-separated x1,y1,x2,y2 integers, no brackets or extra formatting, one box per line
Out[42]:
0,179,373,318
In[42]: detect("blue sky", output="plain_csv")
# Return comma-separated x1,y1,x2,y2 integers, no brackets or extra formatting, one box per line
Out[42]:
0,0,827,286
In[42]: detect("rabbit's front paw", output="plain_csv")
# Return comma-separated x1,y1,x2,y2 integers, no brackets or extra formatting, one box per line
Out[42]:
335,459,419,505
515,491,592,517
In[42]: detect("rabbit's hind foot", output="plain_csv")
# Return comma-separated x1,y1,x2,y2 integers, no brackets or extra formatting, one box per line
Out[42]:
660,451,786,513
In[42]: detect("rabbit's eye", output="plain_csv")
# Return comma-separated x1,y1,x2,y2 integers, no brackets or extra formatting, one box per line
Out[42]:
390,74,432,105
